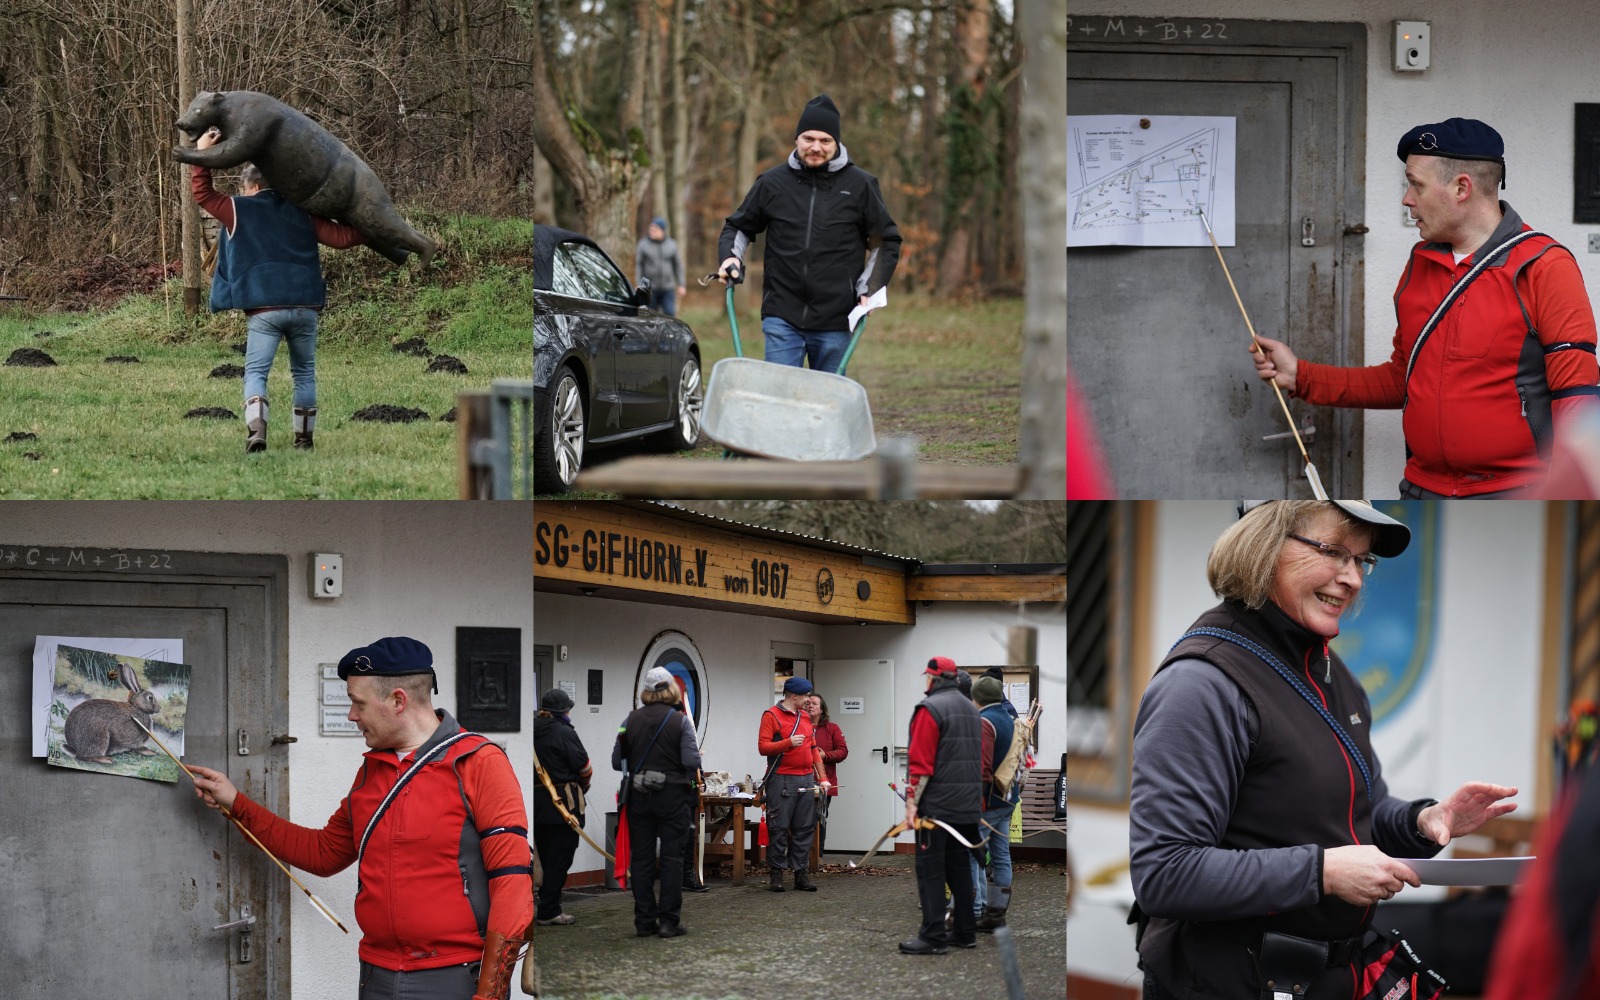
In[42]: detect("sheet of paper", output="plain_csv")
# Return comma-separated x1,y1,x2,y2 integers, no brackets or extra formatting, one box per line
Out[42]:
33,636,183,756
847,286,887,330
1396,856,1534,886
1068,114,1237,247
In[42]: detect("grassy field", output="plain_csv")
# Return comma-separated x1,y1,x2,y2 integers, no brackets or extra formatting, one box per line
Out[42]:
0,215,530,498
541,292,1024,499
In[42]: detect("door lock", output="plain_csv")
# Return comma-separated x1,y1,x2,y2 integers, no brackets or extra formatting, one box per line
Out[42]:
214,902,255,963
872,746,889,764
237,729,250,756
1301,217,1316,247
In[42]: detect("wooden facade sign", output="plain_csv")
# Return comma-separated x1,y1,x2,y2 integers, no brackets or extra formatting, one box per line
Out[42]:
534,503,913,625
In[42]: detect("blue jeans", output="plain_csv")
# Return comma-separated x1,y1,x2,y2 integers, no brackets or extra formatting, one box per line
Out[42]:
244,308,318,408
761,316,848,373
649,286,677,316
970,800,1016,915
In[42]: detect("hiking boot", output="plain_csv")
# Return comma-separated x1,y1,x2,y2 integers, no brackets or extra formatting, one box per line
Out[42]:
292,406,316,450
658,923,687,938
898,936,948,955
975,886,1011,932
793,871,818,892
534,913,575,926
768,870,785,893
244,396,268,453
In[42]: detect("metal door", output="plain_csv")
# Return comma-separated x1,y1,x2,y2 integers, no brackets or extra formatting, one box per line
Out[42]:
811,658,896,853
1068,23,1365,498
0,557,287,998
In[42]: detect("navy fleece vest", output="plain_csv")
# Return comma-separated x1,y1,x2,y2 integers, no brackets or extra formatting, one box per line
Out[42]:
1142,600,1378,995
210,190,326,312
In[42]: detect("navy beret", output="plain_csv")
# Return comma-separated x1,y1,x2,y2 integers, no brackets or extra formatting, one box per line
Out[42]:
783,676,813,695
338,636,436,692
1396,118,1505,185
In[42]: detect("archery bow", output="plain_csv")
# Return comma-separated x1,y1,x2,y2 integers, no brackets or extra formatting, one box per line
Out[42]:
695,768,706,885
848,816,981,869
534,754,615,865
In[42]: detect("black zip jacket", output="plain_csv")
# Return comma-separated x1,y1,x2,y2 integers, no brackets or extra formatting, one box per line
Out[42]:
717,146,901,332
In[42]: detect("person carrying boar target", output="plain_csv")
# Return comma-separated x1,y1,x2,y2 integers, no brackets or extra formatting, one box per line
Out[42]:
183,126,365,453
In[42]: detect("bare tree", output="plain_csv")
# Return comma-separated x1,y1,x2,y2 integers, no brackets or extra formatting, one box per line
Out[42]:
530,0,652,262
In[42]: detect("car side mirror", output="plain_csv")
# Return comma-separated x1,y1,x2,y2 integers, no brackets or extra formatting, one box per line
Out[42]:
633,286,651,308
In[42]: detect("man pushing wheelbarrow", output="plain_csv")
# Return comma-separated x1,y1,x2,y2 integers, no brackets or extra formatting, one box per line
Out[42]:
715,94,902,374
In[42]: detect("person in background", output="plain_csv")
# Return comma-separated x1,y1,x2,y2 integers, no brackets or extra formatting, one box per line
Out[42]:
806,693,847,857
534,688,591,926
970,675,1018,931
613,667,701,938
635,217,686,316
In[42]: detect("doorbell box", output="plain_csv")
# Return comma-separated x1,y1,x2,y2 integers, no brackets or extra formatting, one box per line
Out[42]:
310,553,343,599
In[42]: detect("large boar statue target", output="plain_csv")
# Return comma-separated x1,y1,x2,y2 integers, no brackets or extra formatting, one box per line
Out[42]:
173,90,437,267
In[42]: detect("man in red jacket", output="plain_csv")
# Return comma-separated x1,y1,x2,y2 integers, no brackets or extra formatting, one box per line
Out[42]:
757,676,830,892
1251,117,1600,497
188,636,532,1000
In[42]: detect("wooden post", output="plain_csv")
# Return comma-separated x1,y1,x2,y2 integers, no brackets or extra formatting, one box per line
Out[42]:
456,391,492,499
1006,624,1037,667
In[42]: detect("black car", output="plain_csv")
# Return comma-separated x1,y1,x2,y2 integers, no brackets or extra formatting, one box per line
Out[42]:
534,224,703,491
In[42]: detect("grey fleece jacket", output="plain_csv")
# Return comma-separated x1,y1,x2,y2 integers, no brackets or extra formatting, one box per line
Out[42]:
1130,658,1444,922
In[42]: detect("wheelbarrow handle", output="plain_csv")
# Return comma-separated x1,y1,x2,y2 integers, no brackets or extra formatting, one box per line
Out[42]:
836,316,868,378
725,283,744,359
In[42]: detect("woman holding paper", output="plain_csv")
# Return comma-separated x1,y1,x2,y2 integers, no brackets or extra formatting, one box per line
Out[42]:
1130,500,1519,1000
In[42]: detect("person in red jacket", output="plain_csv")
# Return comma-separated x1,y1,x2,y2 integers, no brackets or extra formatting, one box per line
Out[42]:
188,637,532,1000
1251,117,1600,498
758,676,830,891
806,693,847,856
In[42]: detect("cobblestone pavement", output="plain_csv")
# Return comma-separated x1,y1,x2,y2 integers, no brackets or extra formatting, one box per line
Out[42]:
530,854,1067,1000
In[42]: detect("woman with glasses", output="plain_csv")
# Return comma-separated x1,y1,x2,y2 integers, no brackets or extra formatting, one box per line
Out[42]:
1130,500,1519,1000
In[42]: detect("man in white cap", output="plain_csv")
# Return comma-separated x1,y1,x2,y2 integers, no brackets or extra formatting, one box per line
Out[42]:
757,675,831,891
612,666,702,937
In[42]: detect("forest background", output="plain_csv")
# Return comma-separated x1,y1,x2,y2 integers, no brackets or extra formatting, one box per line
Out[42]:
0,0,533,304
532,0,1025,297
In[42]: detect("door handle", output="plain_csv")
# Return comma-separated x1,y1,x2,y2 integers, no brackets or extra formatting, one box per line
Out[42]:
872,746,889,764
214,903,254,963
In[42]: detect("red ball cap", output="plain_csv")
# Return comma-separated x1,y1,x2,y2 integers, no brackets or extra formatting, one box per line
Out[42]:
924,656,958,676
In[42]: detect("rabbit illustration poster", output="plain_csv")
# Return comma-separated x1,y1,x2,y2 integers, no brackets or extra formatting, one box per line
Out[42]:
45,644,192,782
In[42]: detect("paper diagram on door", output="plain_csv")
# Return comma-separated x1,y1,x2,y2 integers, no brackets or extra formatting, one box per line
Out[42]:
45,644,192,783
1068,115,1236,248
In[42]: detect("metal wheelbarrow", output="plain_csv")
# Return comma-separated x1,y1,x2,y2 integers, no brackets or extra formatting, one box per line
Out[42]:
698,265,876,461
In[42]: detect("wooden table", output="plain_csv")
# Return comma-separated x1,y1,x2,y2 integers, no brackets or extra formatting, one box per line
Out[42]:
700,794,761,885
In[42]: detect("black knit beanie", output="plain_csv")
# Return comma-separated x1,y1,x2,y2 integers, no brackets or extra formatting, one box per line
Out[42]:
796,94,842,143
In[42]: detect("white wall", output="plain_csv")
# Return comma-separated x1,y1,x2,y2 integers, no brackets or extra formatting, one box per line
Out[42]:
7,501,533,999
1070,500,1551,985
824,601,1067,768
1070,2,1600,492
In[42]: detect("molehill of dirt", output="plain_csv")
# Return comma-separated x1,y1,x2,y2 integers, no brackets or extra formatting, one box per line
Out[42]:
352,404,429,423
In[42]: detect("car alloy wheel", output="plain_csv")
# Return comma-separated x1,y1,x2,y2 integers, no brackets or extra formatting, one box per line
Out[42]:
552,372,585,486
677,358,703,446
